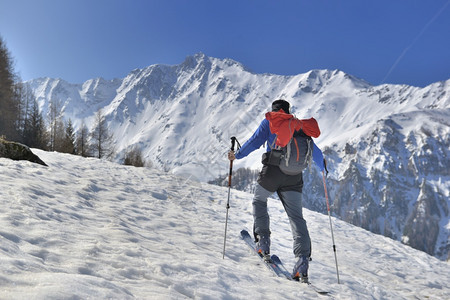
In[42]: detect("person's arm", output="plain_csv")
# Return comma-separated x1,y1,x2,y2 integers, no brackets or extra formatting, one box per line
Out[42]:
312,141,325,171
234,119,271,160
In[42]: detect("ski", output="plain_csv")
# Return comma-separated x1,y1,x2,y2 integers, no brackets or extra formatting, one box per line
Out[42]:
271,255,330,295
240,230,285,278
241,229,330,296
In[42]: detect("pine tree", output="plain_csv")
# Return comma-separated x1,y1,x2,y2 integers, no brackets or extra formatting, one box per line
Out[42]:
60,119,75,154
24,98,49,150
0,37,20,140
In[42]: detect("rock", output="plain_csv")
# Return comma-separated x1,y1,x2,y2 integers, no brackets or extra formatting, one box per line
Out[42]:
0,138,47,166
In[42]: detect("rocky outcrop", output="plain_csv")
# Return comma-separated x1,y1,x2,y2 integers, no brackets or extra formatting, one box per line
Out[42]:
0,138,47,166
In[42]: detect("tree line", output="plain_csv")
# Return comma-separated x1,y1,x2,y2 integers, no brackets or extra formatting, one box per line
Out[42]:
0,36,145,166
208,167,260,193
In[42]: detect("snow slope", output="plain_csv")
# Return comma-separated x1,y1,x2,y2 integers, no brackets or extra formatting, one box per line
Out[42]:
0,151,448,299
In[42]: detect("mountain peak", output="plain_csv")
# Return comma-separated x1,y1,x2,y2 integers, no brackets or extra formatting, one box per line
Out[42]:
180,52,208,69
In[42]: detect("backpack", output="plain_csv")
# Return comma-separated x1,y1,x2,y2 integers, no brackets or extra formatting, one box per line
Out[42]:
267,130,312,175
264,111,319,175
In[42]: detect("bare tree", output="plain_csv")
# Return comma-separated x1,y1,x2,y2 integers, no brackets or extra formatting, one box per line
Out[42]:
48,98,65,151
14,82,26,140
16,83,39,144
76,121,90,157
90,109,114,159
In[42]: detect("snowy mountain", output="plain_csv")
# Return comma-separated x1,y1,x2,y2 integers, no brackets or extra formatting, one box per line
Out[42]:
1,150,449,299
26,53,449,260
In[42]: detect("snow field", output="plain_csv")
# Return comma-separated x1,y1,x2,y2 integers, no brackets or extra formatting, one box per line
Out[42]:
0,150,448,299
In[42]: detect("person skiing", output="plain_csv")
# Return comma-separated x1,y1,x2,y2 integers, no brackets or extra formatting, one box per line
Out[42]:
228,99,325,283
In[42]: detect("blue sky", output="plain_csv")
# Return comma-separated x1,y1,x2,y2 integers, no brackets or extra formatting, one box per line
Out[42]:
0,0,449,87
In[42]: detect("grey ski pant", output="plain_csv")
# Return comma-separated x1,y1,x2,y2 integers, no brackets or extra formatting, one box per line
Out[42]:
253,183,311,258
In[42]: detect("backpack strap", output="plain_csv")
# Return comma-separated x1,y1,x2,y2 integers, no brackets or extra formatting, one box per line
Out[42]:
293,137,300,161
285,139,291,167
268,134,279,150
305,138,312,167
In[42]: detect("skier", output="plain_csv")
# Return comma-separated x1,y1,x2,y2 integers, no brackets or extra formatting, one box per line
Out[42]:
228,99,324,283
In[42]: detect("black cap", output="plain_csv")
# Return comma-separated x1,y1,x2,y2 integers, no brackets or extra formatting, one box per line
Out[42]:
272,99,290,114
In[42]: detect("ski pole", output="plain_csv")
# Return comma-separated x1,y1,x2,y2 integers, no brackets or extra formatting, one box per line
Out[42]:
322,169,341,284
222,137,237,259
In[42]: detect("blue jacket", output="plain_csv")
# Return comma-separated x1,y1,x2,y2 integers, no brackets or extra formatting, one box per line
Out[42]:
235,119,325,171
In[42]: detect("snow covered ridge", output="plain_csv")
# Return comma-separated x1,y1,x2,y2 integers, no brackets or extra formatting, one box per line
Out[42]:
25,53,449,260
0,150,449,299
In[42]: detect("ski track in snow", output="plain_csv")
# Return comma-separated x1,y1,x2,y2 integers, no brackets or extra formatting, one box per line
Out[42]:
0,150,449,299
